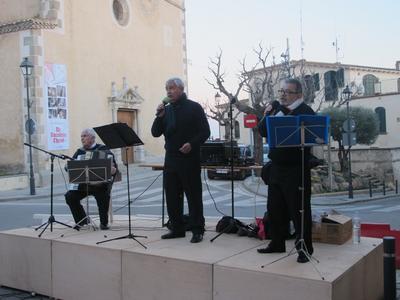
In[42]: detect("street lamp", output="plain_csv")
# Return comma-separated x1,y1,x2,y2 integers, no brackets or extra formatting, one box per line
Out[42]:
215,92,222,139
343,85,353,199
20,57,36,195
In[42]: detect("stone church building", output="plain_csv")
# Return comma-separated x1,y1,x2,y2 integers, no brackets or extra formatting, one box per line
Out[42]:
0,0,187,188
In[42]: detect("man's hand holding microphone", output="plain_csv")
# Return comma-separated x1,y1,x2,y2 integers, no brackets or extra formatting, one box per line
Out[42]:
263,100,280,116
155,97,171,118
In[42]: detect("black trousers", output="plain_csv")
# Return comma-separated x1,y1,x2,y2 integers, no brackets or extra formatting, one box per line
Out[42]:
267,164,313,254
65,184,111,226
164,156,204,234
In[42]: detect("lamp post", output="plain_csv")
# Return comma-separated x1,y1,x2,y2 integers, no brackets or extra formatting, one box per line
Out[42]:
20,57,35,195
343,85,353,199
215,92,222,139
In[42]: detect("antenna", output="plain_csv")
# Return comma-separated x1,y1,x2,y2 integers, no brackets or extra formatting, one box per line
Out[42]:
332,37,340,63
299,0,305,60
281,38,291,78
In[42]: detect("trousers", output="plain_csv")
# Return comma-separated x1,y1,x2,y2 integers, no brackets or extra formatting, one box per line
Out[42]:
65,184,111,226
164,155,204,234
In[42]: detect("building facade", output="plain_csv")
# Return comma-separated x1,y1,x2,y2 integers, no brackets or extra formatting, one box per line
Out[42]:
0,0,187,185
217,60,400,180
221,60,400,146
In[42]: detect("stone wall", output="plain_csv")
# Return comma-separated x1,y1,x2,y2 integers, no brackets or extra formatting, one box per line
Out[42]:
323,147,400,183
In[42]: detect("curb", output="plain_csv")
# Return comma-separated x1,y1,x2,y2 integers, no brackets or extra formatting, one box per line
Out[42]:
241,177,400,206
0,189,66,202
311,193,400,206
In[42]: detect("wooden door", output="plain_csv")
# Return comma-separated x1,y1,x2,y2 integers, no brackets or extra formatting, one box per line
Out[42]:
117,109,135,164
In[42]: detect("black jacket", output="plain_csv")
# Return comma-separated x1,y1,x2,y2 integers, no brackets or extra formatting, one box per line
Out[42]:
258,102,315,166
151,93,210,158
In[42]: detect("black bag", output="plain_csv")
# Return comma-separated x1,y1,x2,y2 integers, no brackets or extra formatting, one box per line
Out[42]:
216,216,245,233
261,161,272,185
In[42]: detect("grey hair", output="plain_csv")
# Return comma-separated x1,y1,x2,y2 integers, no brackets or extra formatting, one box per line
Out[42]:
165,77,185,90
284,78,303,93
81,128,96,139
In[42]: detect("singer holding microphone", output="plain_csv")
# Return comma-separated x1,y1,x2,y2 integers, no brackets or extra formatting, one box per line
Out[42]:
151,77,210,243
257,78,315,263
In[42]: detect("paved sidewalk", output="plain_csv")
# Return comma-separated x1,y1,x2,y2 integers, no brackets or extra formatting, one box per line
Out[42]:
0,162,162,202
242,175,400,206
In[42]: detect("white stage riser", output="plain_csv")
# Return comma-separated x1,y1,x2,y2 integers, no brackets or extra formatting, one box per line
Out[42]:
0,224,383,300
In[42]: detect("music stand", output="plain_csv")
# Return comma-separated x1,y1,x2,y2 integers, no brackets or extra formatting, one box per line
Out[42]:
67,159,111,230
93,123,147,248
24,143,73,237
261,115,329,280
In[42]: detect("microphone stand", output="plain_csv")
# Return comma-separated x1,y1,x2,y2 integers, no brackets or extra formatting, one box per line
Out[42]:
210,96,242,242
23,143,73,237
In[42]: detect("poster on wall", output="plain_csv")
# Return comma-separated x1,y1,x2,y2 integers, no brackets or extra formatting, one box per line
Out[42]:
44,63,69,150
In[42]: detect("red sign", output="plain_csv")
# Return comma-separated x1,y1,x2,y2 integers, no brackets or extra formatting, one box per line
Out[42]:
243,114,258,128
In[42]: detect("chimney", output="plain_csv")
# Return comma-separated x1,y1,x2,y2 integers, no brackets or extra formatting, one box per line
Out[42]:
396,61,400,70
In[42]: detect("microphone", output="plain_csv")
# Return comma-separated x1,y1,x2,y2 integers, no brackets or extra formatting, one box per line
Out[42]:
162,97,171,105
156,97,171,117
258,100,280,125
268,100,280,116
267,100,291,116
60,154,74,160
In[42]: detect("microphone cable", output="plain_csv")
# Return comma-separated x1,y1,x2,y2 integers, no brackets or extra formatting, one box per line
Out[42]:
112,171,163,213
202,168,226,216
57,158,69,191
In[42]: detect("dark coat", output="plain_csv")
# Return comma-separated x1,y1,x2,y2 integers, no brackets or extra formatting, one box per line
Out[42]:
151,93,210,159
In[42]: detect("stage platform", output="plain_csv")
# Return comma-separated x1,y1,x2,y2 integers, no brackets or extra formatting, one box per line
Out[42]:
0,217,383,300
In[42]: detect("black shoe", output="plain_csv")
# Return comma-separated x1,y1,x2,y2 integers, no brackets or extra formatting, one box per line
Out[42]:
73,224,81,231
100,224,109,230
190,233,203,243
257,244,285,254
297,252,310,263
161,231,185,239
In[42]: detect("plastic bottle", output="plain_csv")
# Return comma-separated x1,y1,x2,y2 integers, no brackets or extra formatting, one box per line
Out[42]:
352,212,361,244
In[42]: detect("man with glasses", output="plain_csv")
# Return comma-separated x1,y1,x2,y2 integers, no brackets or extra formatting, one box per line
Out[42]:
257,78,315,263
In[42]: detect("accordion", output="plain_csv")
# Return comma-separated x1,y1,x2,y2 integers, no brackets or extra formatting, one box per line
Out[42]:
68,150,113,190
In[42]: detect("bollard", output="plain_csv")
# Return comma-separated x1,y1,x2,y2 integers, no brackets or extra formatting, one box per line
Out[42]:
369,180,372,198
383,180,386,196
396,180,398,194
383,236,396,300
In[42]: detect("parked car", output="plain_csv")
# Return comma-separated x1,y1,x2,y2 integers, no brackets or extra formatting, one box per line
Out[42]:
263,144,270,163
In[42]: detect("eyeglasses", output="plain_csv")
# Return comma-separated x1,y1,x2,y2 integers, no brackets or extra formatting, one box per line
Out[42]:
278,89,299,95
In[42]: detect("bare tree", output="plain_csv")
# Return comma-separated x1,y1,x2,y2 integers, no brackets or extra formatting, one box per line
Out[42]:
206,45,281,165
202,94,240,141
205,45,364,165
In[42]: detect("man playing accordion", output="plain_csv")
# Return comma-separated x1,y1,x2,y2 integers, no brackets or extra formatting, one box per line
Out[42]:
65,128,118,230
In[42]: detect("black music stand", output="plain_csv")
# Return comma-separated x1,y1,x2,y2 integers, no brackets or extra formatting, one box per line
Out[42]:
67,159,111,230
24,143,73,237
261,115,329,280
93,123,147,248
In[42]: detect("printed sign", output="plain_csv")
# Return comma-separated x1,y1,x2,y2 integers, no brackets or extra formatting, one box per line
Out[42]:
44,63,69,150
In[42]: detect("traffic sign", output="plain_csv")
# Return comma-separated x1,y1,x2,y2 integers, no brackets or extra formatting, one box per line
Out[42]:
342,132,356,146
243,114,258,128
25,119,36,134
342,119,355,132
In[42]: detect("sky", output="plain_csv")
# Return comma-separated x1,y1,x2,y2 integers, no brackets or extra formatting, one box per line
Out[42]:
184,0,400,138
